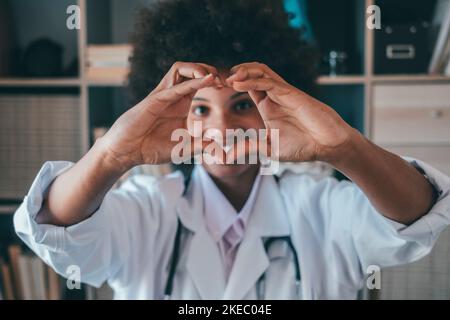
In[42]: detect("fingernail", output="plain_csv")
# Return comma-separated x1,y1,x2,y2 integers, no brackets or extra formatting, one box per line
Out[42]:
215,76,224,87
201,74,213,82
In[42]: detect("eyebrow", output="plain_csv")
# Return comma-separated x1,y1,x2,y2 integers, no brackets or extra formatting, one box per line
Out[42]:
192,92,248,102
229,92,248,100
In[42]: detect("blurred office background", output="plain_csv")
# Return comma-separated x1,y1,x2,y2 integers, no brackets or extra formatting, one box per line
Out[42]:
0,0,450,300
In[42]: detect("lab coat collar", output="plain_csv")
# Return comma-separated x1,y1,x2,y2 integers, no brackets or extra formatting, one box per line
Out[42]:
224,171,291,299
176,166,290,236
175,167,204,233
175,166,291,299
175,168,226,299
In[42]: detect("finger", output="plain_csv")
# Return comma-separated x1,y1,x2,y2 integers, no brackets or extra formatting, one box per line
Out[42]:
225,67,266,86
154,62,217,93
196,140,228,165
175,65,209,81
224,136,260,165
248,89,266,105
197,63,223,88
187,131,270,164
230,62,286,83
232,78,290,97
230,62,260,73
169,134,206,164
152,74,215,105
174,136,213,163
191,138,215,157
196,63,219,75
232,78,295,115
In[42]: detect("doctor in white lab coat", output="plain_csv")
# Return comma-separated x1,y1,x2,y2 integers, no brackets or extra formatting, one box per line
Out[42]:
14,61,450,300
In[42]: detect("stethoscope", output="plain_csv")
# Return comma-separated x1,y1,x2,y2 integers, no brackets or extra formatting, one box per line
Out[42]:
164,172,302,299
256,236,301,299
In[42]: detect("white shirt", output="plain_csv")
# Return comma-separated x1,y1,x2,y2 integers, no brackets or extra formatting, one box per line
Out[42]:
13,158,450,299
197,165,261,278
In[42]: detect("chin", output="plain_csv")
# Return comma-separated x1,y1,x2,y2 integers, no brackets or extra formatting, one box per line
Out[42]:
201,163,258,179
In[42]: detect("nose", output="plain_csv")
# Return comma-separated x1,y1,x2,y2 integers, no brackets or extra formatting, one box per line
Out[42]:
203,108,245,142
207,109,232,131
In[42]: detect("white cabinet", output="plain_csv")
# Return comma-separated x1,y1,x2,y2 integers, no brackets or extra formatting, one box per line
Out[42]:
372,83,450,176
372,84,450,145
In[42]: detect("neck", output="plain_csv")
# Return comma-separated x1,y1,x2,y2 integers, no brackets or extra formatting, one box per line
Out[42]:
210,166,260,212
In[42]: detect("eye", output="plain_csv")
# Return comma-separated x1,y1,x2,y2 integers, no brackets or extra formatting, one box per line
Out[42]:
192,105,209,116
233,100,253,112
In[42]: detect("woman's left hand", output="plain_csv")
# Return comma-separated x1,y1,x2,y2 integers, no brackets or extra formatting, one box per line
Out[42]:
226,62,357,163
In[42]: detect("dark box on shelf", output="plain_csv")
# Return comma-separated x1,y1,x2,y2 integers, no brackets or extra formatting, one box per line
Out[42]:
374,22,431,74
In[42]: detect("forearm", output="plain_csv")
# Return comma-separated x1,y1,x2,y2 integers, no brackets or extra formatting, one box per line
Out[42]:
35,137,130,226
328,129,435,225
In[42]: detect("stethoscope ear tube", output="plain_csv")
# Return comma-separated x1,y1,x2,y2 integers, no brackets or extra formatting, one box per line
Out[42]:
164,173,192,299
256,236,302,300
164,219,184,299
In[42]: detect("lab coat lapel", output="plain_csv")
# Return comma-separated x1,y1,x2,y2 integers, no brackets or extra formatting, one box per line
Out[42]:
176,168,226,299
223,174,291,300
186,227,226,299
223,229,269,299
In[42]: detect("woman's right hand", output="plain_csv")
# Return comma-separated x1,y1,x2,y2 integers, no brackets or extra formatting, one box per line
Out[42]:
99,62,220,170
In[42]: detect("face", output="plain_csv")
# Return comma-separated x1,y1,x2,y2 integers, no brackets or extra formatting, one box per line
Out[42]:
187,71,265,179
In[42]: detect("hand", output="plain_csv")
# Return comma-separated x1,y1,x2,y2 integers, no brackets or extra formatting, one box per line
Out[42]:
100,62,220,169
226,62,356,163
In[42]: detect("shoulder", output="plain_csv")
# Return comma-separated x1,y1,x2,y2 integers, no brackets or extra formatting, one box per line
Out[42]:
119,170,184,192
111,170,186,207
276,167,357,211
277,167,337,193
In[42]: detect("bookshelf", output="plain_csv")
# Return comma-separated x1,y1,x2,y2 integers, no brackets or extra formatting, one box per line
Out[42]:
1,0,450,300
0,0,448,153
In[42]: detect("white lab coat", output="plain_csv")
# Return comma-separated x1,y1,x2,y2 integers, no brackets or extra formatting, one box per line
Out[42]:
13,158,450,299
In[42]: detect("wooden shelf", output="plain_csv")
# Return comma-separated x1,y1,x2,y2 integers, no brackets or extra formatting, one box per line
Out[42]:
1,74,447,88
318,74,450,85
0,204,19,215
86,77,127,87
0,78,81,87
371,75,450,83
317,75,366,85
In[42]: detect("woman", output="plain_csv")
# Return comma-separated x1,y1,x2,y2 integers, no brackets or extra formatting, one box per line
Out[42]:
14,0,450,299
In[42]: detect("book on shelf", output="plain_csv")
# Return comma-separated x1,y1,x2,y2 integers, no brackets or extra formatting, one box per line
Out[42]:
47,264,61,300
86,66,129,81
17,254,33,300
0,258,15,300
86,44,132,81
0,244,64,300
87,45,131,66
7,244,22,299
87,44,132,56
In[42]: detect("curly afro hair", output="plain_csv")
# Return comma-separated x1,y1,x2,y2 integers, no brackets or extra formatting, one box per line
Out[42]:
127,0,319,106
